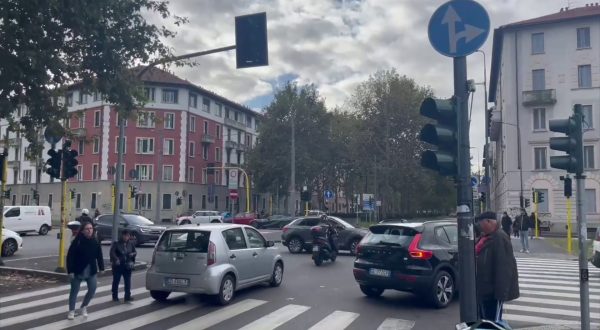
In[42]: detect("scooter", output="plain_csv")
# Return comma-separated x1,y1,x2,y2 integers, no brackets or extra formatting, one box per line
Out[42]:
310,224,338,266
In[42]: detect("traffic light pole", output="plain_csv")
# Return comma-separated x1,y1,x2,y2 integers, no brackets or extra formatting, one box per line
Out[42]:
454,56,477,323
575,173,590,329
55,151,67,273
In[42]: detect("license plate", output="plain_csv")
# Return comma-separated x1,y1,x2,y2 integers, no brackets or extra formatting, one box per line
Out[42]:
369,268,391,277
165,277,189,287
312,246,319,252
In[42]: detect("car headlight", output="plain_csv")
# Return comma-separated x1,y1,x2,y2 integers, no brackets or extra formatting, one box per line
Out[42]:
139,227,151,233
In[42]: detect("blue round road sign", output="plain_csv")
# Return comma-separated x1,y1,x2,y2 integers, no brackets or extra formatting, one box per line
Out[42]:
428,0,490,57
324,190,334,200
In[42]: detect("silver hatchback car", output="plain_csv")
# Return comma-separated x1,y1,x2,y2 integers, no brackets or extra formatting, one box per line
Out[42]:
146,224,284,305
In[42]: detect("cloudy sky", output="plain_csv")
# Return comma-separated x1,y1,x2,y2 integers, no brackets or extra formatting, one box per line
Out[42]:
158,0,582,170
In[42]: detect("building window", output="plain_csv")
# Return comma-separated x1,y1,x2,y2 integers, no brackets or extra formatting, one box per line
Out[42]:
164,113,175,129
202,168,207,184
534,147,547,170
189,115,196,132
90,192,97,210
189,94,198,108
78,112,85,128
581,105,593,130
75,193,81,209
188,167,195,183
216,125,221,139
577,27,591,49
115,112,128,127
163,165,173,181
66,93,73,106
162,194,172,210
225,107,230,119
215,170,221,185
202,145,209,160
136,193,152,210
188,194,193,210
23,170,32,184
135,164,154,181
92,164,99,180
93,137,100,154
137,111,155,128
532,69,545,90
204,121,209,134
584,146,595,169
189,141,195,157
94,111,101,127
78,139,85,155
234,111,239,122
79,92,88,105
203,98,210,113
48,194,53,209
115,136,127,154
246,114,252,128
162,89,178,104
144,87,155,101
77,165,83,181
531,33,544,54
202,195,206,209
216,147,221,162
164,138,174,155
227,128,232,141
136,138,155,154
215,195,219,209
586,189,597,214
114,163,125,181
578,65,592,88
533,189,549,213
216,103,223,117
94,92,101,102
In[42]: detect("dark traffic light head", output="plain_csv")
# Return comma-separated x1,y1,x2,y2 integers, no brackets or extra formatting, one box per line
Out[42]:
419,97,458,177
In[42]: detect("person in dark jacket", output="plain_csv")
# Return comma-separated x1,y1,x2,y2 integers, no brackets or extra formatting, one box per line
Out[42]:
501,212,512,237
475,212,519,327
517,210,531,253
529,212,538,239
76,208,94,229
110,229,137,302
66,222,105,319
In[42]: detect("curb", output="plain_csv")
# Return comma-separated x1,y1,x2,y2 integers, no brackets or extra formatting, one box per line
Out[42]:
0,261,148,283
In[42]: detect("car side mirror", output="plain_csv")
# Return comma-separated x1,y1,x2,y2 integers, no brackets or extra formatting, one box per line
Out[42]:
266,241,275,247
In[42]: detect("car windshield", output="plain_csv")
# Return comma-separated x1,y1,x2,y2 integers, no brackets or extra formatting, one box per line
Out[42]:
157,230,211,252
363,226,417,246
329,216,355,228
122,214,154,226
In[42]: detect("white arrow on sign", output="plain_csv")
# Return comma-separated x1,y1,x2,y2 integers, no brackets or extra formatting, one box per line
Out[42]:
442,5,486,54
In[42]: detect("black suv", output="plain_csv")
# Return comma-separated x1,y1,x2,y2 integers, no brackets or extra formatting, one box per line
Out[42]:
282,216,368,254
94,213,166,246
353,221,458,308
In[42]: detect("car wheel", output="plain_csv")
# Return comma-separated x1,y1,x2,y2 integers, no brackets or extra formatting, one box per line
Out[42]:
1,238,18,257
150,290,171,302
350,239,361,255
313,255,323,266
181,220,191,225
211,219,221,223
360,285,384,298
430,270,454,308
38,225,50,236
287,237,303,254
270,262,284,287
215,274,235,305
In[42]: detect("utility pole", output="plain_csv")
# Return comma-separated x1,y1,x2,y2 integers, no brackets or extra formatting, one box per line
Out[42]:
289,98,296,216
0,130,9,266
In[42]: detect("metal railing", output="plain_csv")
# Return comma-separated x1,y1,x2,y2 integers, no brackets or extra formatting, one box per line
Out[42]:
522,89,556,106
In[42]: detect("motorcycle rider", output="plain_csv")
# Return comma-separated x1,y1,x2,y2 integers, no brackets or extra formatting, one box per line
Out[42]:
321,215,338,252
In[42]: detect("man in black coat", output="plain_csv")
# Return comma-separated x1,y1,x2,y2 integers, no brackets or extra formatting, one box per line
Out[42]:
501,212,512,237
475,211,520,327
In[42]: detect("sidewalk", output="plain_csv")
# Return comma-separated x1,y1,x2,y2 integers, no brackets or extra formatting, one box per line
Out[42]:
510,235,578,260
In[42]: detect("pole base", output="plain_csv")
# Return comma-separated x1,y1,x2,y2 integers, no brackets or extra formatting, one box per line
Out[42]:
55,266,67,273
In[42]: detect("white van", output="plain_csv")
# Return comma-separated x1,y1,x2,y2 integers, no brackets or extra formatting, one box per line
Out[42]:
3,206,52,235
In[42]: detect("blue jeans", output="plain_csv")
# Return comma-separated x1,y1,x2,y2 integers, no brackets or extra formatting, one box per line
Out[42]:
520,231,529,251
69,274,97,311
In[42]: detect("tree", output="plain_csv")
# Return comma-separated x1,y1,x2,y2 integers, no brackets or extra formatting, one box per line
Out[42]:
0,0,186,139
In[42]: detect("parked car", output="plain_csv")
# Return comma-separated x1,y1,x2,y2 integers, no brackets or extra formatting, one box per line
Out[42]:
1,228,23,257
94,213,166,246
353,220,458,308
221,212,233,223
232,212,256,226
146,224,283,305
3,206,52,236
592,227,600,268
281,216,367,254
252,215,295,229
176,210,223,225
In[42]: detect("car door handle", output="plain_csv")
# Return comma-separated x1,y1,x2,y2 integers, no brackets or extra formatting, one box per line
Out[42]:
230,254,236,259
252,252,258,257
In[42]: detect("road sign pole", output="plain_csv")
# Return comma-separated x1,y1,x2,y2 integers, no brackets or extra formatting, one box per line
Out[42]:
567,196,572,254
455,55,477,323
575,173,590,330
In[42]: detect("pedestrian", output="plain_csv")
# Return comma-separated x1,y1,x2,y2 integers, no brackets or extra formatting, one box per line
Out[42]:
529,212,536,239
66,222,105,320
512,216,520,238
110,229,137,302
501,212,512,237
474,211,520,328
517,210,531,253
76,208,94,229
94,208,101,219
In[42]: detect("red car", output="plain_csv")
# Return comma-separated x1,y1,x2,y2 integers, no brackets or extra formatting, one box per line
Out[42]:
232,212,257,226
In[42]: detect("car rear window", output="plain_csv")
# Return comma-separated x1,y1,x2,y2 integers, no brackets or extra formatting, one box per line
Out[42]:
363,226,418,247
157,230,211,253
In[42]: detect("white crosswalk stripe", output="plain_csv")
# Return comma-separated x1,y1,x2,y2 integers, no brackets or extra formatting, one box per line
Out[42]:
0,286,418,330
504,257,600,328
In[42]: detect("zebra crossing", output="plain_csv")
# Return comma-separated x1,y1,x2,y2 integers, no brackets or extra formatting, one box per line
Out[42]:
0,283,417,330
504,257,600,328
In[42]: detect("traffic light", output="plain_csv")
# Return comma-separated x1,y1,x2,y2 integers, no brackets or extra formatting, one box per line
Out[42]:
32,189,39,202
70,189,76,199
549,105,584,174
0,149,7,182
561,176,573,197
538,192,544,203
46,149,62,179
301,190,310,202
4,188,10,199
532,191,537,203
62,141,78,180
525,199,530,207
130,185,138,198
419,97,457,176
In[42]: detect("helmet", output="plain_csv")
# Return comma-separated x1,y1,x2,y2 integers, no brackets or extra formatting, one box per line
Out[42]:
82,208,89,215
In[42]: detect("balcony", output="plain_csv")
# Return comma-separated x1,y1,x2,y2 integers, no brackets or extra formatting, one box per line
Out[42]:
224,118,246,130
489,109,502,142
237,143,248,152
225,140,238,149
7,160,20,168
201,134,215,144
522,89,556,107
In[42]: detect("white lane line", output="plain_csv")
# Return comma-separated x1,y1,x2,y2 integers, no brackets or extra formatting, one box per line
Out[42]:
519,273,587,281
237,304,311,330
307,311,359,330
513,296,600,309
96,300,198,330
0,285,71,304
519,277,600,287
503,303,600,319
3,255,60,262
503,313,599,327
168,299,267,330
517,264,599,272
519,283,600,293
376,317,416,330
1,288,148,327
518,289,600,300
1,284,113,313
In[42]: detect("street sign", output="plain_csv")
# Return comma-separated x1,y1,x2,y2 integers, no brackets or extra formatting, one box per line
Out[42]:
324,190,334,200
428,0,490,57
44,122,64,145
481,176,490,185
229,189,238,199
228,170,238,189
376,200,382,207
471,176,478,187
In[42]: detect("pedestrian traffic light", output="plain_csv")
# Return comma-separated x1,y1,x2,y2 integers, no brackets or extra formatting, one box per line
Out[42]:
62,142,78,180
561,176,573,198
32,189,39,202
419,97,457,176
549,105,584,174
525,198,530,208
4,188,10,199
70,189,76,199
538,192,544,203
301,190,310,202
45,149,62,179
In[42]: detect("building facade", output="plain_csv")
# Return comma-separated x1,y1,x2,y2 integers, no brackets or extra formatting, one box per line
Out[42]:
487,5,600,233
1,68,262,222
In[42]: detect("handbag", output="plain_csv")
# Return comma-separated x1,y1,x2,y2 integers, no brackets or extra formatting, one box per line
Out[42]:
125,261,135,270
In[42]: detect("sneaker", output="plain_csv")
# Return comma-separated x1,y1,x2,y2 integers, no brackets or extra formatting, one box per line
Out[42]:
519,249,525,253
526,250,531,254
67,311,75,320
124,296,134,302
80,306,88,317
112,297,119,302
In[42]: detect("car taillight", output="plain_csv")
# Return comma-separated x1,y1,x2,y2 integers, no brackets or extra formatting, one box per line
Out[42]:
356,244,363,255
282,225,290,233
408,234,433,260
207,241,216,266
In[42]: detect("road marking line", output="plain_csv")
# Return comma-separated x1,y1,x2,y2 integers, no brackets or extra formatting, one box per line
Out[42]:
503,313,599,327
307,311,359,330
518,273,591,281
0,284,71,304
513,296,600,309
517,267,599,275
503,303,600,319
3,255,59,262
168,299,267,330
1,284,114,313
0,288,147,327
28,293,187,330
96,299,198,330
237,304,310,330
518,289,599,300
519,277,600,287
376,317,415,330
519,283,600,293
